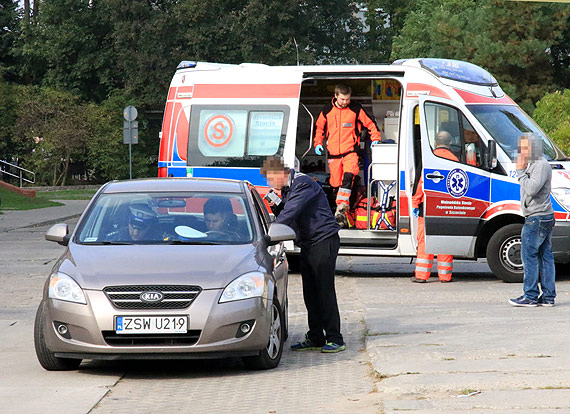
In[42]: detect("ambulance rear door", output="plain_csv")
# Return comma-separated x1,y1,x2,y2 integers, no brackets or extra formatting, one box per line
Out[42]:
418,95,493,257
185,66,304,186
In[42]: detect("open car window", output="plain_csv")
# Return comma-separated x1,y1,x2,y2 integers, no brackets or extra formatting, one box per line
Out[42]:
75,192,254,245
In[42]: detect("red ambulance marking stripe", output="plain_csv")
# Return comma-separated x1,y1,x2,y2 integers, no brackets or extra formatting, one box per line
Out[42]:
159,101,174,162
405,83,451,100
399,191,409,216
555,212,568,220
424,191,489,217
176,106,189,161
193,84,300,99
482,203,521,219
454,89,515,105
168,87,176,101
177,86,194,99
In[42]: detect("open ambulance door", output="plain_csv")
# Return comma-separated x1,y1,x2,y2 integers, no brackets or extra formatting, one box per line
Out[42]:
417,95,492,257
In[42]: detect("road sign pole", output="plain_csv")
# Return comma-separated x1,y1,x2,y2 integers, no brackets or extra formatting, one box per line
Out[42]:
129,123,132,180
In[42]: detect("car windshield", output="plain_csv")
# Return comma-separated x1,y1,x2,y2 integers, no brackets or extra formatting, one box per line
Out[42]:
75,192,254,245
467,104,566,161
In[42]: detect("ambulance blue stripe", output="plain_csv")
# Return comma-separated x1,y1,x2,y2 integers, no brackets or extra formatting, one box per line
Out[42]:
490,178,519,203
400,171,405,191
423,168,489,202
190,167,268,186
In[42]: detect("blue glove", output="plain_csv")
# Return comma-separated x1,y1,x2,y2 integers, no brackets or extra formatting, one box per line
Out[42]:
412,208,420,218
370,140,380,149
315,144,323,155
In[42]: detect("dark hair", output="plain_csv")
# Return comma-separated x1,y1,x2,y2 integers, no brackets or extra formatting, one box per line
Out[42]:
335,83,352,96
203,197,233,216
260,156,290,176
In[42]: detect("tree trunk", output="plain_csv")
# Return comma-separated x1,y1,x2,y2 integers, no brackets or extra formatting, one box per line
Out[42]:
23,0,30,25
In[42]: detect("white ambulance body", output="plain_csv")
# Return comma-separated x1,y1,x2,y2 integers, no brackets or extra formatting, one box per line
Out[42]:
158,58,570,282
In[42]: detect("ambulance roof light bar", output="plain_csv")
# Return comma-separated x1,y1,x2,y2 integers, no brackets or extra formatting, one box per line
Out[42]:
419,58,498,87
177,61,197,69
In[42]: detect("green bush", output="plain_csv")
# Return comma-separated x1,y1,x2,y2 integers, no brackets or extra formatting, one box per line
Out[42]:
534,90,570,156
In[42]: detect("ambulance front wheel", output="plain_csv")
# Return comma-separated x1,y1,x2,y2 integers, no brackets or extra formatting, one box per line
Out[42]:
486,223,524,283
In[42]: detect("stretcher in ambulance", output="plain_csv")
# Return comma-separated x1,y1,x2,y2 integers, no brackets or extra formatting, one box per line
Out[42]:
158,58,570,282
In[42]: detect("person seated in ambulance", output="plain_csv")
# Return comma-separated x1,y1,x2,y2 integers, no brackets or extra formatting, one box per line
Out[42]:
411,130,457,283
313,83,382,228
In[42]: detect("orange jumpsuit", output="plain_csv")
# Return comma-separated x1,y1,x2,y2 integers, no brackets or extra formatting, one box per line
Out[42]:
412,147,458,282
314,99,381,207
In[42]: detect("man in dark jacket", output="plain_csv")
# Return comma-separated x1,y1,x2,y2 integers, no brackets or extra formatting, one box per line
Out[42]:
261,156,345,353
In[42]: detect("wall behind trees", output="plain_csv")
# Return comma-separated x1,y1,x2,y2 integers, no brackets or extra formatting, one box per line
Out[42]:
1,0,570,185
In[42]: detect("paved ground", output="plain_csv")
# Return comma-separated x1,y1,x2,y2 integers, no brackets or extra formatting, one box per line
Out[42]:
1,201,570,414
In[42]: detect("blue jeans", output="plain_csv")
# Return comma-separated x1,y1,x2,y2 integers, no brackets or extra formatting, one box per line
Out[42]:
521,213,556,301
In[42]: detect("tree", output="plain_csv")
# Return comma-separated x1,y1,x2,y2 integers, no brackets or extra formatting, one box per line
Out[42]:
0,0,19,79
16,0,115,102
13,86,91,186
534,90,570,156
391,0,570,112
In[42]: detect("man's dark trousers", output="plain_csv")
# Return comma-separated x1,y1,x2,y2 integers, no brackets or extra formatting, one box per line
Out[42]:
300,233,343,345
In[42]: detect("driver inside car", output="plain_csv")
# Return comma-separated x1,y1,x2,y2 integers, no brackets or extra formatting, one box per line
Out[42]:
203,197,239,237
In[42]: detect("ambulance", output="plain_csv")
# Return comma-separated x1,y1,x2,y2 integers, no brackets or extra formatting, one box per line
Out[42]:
157,58,570,282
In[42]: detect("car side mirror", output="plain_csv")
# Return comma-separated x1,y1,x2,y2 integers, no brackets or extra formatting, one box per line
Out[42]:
264,223,296,246
45,223,70,246
487,140,498,170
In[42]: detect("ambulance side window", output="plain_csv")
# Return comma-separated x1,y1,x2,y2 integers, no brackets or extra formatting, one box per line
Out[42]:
424,102,485,168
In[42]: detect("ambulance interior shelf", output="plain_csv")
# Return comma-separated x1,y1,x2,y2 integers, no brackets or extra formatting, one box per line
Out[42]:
367,142,398,231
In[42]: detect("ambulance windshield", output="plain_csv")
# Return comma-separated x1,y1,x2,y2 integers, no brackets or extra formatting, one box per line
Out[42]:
468,104,566,161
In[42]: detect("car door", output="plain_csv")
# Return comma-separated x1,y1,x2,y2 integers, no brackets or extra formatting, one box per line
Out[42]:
418,96,492,257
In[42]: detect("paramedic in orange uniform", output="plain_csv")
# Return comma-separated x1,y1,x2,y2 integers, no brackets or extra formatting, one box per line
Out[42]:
411,130,458,283
314,84,381,225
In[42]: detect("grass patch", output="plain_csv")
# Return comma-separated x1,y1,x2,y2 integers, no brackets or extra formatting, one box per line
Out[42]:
442,357,455,361
539,386,570,390
459,388,478,395
36,188,98,201
0,187,62,211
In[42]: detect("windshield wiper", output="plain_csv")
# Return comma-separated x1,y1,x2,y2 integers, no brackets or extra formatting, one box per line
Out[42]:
167,240,220,245
81,241,134,245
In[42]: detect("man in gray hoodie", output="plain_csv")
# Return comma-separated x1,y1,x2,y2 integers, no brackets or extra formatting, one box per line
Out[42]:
509,133,556,307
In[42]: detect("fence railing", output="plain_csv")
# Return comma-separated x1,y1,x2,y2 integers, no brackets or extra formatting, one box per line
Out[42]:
0,160,36,187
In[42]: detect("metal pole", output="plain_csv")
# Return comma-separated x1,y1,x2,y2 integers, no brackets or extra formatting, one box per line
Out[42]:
129,122,132,179
19,170,23,188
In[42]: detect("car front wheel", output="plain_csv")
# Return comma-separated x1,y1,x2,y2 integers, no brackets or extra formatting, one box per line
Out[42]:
34,303,82,371
243,297,284,370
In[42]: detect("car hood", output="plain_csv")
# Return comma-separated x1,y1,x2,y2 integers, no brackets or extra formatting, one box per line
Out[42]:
58,243,263,290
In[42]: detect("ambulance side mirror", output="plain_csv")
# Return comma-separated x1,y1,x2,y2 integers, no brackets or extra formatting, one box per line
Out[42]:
487,140,498,170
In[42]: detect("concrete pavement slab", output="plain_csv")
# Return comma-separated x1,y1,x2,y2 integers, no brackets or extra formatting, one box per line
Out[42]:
357,274,570,412
0,199,89,232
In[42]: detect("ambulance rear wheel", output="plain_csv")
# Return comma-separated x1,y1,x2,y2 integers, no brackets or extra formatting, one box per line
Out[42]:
486,223,524,283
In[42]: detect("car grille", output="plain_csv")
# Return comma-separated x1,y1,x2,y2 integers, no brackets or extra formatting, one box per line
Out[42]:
103,285,202,309
102,330,201,346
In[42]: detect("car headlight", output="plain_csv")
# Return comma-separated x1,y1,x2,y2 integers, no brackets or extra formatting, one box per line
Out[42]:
552,188,570,211
219,272,266,303
48,272,87,304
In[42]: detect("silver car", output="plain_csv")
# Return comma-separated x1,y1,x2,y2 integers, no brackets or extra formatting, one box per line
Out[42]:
34,178,295,370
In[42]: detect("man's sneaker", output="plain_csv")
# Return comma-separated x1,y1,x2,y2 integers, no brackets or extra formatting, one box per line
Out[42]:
290,335,322,351
537,295,555,307
321,342,346,353
509,295,538,307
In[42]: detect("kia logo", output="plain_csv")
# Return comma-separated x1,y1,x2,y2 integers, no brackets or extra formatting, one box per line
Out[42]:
140,291,164,303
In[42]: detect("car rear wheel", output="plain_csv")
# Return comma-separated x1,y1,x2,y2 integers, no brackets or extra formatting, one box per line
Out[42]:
34,303,82,371
486,223,524,283
243,297,284,370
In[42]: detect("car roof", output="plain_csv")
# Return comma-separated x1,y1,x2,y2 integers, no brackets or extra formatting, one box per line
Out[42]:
101,178,247,194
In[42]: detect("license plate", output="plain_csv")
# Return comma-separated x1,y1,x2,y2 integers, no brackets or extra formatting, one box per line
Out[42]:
115,316,188,334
